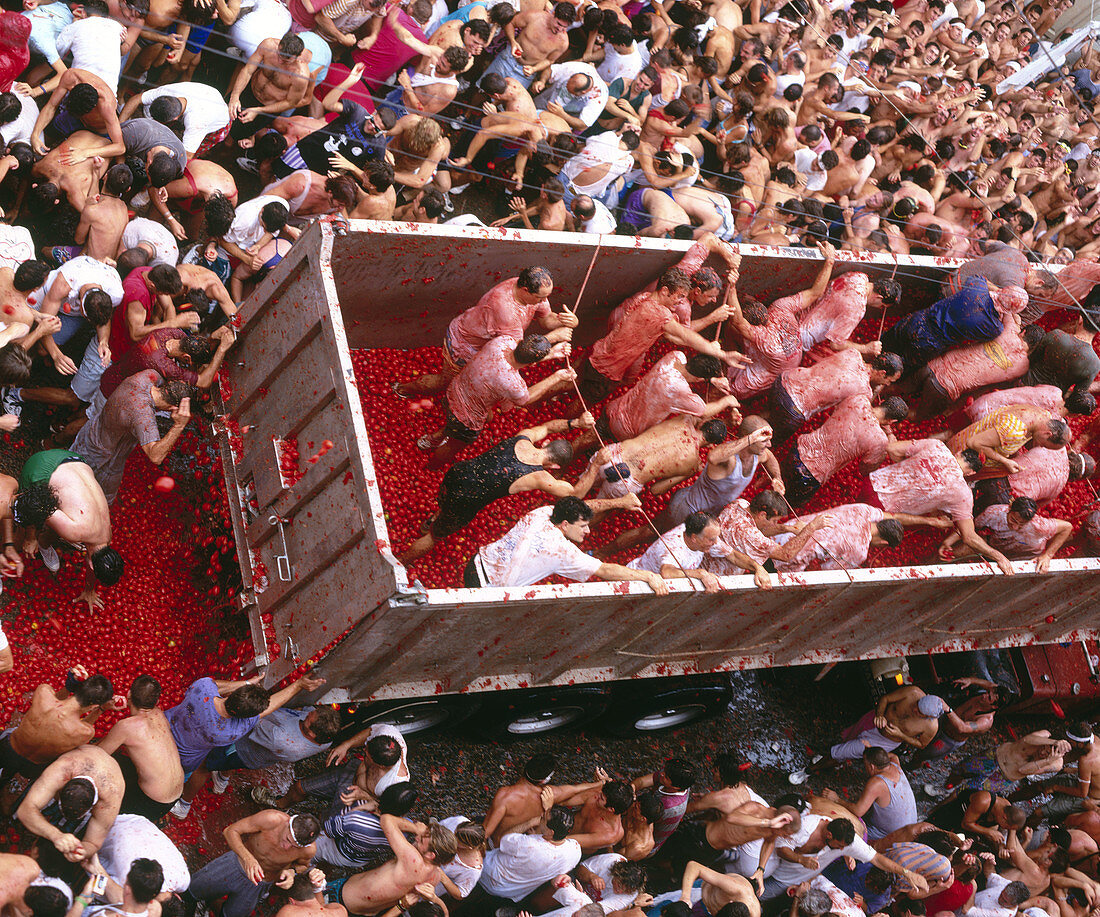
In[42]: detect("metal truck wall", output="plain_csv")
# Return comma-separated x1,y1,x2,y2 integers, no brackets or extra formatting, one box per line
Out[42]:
220,222,1100,699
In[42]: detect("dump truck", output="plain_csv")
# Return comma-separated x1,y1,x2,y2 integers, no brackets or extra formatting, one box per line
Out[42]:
214,221,1100,737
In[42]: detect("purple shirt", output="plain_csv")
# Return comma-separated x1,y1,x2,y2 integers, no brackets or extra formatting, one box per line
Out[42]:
166,677,260,772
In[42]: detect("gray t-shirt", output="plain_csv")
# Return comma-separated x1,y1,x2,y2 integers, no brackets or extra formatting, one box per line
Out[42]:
121,118,187,178
1024,329,1100,394
233,707,329,768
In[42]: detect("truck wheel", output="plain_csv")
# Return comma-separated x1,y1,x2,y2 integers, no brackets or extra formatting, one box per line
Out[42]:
340,697,478,739
598,677,732,737
473,686,610,740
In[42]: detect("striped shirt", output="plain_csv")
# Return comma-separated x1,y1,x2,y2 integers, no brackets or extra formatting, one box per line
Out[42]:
322,810,390,864
886,842,952,892
948,407,1029,458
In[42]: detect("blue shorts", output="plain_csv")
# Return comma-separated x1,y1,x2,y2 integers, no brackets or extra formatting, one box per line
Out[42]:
185,21,216,53
621,186,650,230
768,376,806,443
782,442,820,507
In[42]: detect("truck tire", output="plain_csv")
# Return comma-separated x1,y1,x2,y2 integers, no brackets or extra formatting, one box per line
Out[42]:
472,686,610,740
597,676,733,737
339,696,479,739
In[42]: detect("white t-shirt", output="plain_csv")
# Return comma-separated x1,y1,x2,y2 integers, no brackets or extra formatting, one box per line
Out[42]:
435,816,484,898
0,225,34,270
627,523,732,575
477,505,602,587
543,852,637,916
141,82,231,154
582,199,617,234
770,815,878,887
98,814,191,893
967,874,1017,917
597,42,643,84
55,256,125,311
480,834,583,901
794,147,827,192
0,622,7,652
225,195,288,250
121,218,179,267
55,16,126,91
0,91,38,147
536,62,610,129
369,723,409,795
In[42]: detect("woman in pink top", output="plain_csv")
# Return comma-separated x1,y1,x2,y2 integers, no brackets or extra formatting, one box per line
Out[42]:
866,438,1015,575
783,394,907,506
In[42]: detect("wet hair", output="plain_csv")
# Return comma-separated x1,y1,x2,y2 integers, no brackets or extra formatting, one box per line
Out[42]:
455,821,486,850
366,734,401,766
362,160,394,193
441,45,470,73
691,267,723,295
104,163,133,197
524,752,557,783
205,193,236,237
603,779,635,814
489,2,514,25
876,519,904,547
513,333,552,365
23,888,67,917
826,817,855,844
288,874,319,901
684,511,715,538
1002,881,1031,906
1045,418,1070,446
82,290,114,327
325,173,358,209
91,545,123,585
959,448,982,474
11,481,59,528
277,31,305,57
178,334,219,366
260,201,290,232
541,177,565,203
480,72,506,95
147,263,182,296
685,353,723,380
872,278,901,304
784,83,803,102
416,188,446,220
1065,390,1096,415
290,812,321,845
881,396,908,421
546,805,574,839
127,859,164,904
863,747,891,768
130,674,161,709
553,0,575,22
67,82,101,117
608,23,634,45
551,496,593,526
821,150,839,170
656,266,691,294
1003,805,1027,829
1009,496,1038,521
637,789,664,823
518,266,552,294
378,782,418,816
742,296,768,325
75,673,112,707
59,777,97,819
543,439,573,467
610,860,647,894
253,130,288,161
700,419,728,445
1070,452,1096,480
148,95,183,127
13,259,49,293
0,341,31,385
463,19,491,41
0,92,19,127
145,151,178,189
225,684,271,718
752,490,787,518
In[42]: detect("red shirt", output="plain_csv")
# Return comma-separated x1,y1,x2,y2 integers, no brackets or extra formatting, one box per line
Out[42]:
590,294,676,382
109,267,155,364
923,879,974,916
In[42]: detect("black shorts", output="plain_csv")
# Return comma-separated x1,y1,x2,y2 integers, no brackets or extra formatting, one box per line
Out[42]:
768,377,807,444
973,476,1012,517
228,85,278,142
431,479,482,539
114,752,177,822
916,366,954,416
443,404,481,445
0,732,47,781
463,556,484,588
782,442,821,508
578,359,616,404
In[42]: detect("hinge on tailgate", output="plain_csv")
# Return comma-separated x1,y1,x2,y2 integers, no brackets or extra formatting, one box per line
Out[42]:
390,581,428,607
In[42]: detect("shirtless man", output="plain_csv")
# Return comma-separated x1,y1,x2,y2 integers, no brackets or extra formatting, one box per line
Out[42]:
0,855,41,916
27,70,125,160
274,870,346,917
340,161,396,221
569,780,634,854
392,46,469,115
483,754,608,846
227,33,313,145
73,165,131,263
96,675,184,821
0,666,115,784
452,73,541,169
17,745,124,862
485,2,573,89
261,171,355,218
1015,724,1100,823
160,160,239,240
31,131,111,211
176,263,238,321
189,811,321,917
332,816,456,917
669,798,798,880
679,863,761,917
574,417,732,516
14,450,122,612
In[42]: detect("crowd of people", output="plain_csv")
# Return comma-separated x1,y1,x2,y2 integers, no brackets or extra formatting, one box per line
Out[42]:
4,663,1100,917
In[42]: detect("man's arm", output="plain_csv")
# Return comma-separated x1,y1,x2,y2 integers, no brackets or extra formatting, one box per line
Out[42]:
195,329,235,390
228,44,266,120
18,764,86,860
323,62,367,113
1035,519,1073,573
259,673,326,718
225,811,286,883
769,515,830,563
662,319,744,367
870,852,929,894
846,775,887,818
594,562,670,595
797,241,837,310
954,517,1014,576
141,398,191,465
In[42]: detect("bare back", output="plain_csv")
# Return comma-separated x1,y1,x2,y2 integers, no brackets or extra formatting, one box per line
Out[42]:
99,709,184,803
11,686,94,763
621,419,704,484
486,781,543,845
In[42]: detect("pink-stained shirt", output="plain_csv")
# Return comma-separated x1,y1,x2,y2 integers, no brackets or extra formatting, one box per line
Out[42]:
606,241,709,331
992,285,1029,317
1042,260,1100,309
975,504,1062,558
446,336,528,431
925,320,1029,401
729,294,804,398
797,394,889,484
869,439,974,521
477,505,603,587
782,348,871,417
967,385,1063,422
604,351,707,440
590,295,677,382
627,523,733,574
705,498,778,567
798,272,870,350
447,278,551,365
1010,446,1069,504
777,503,885,571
